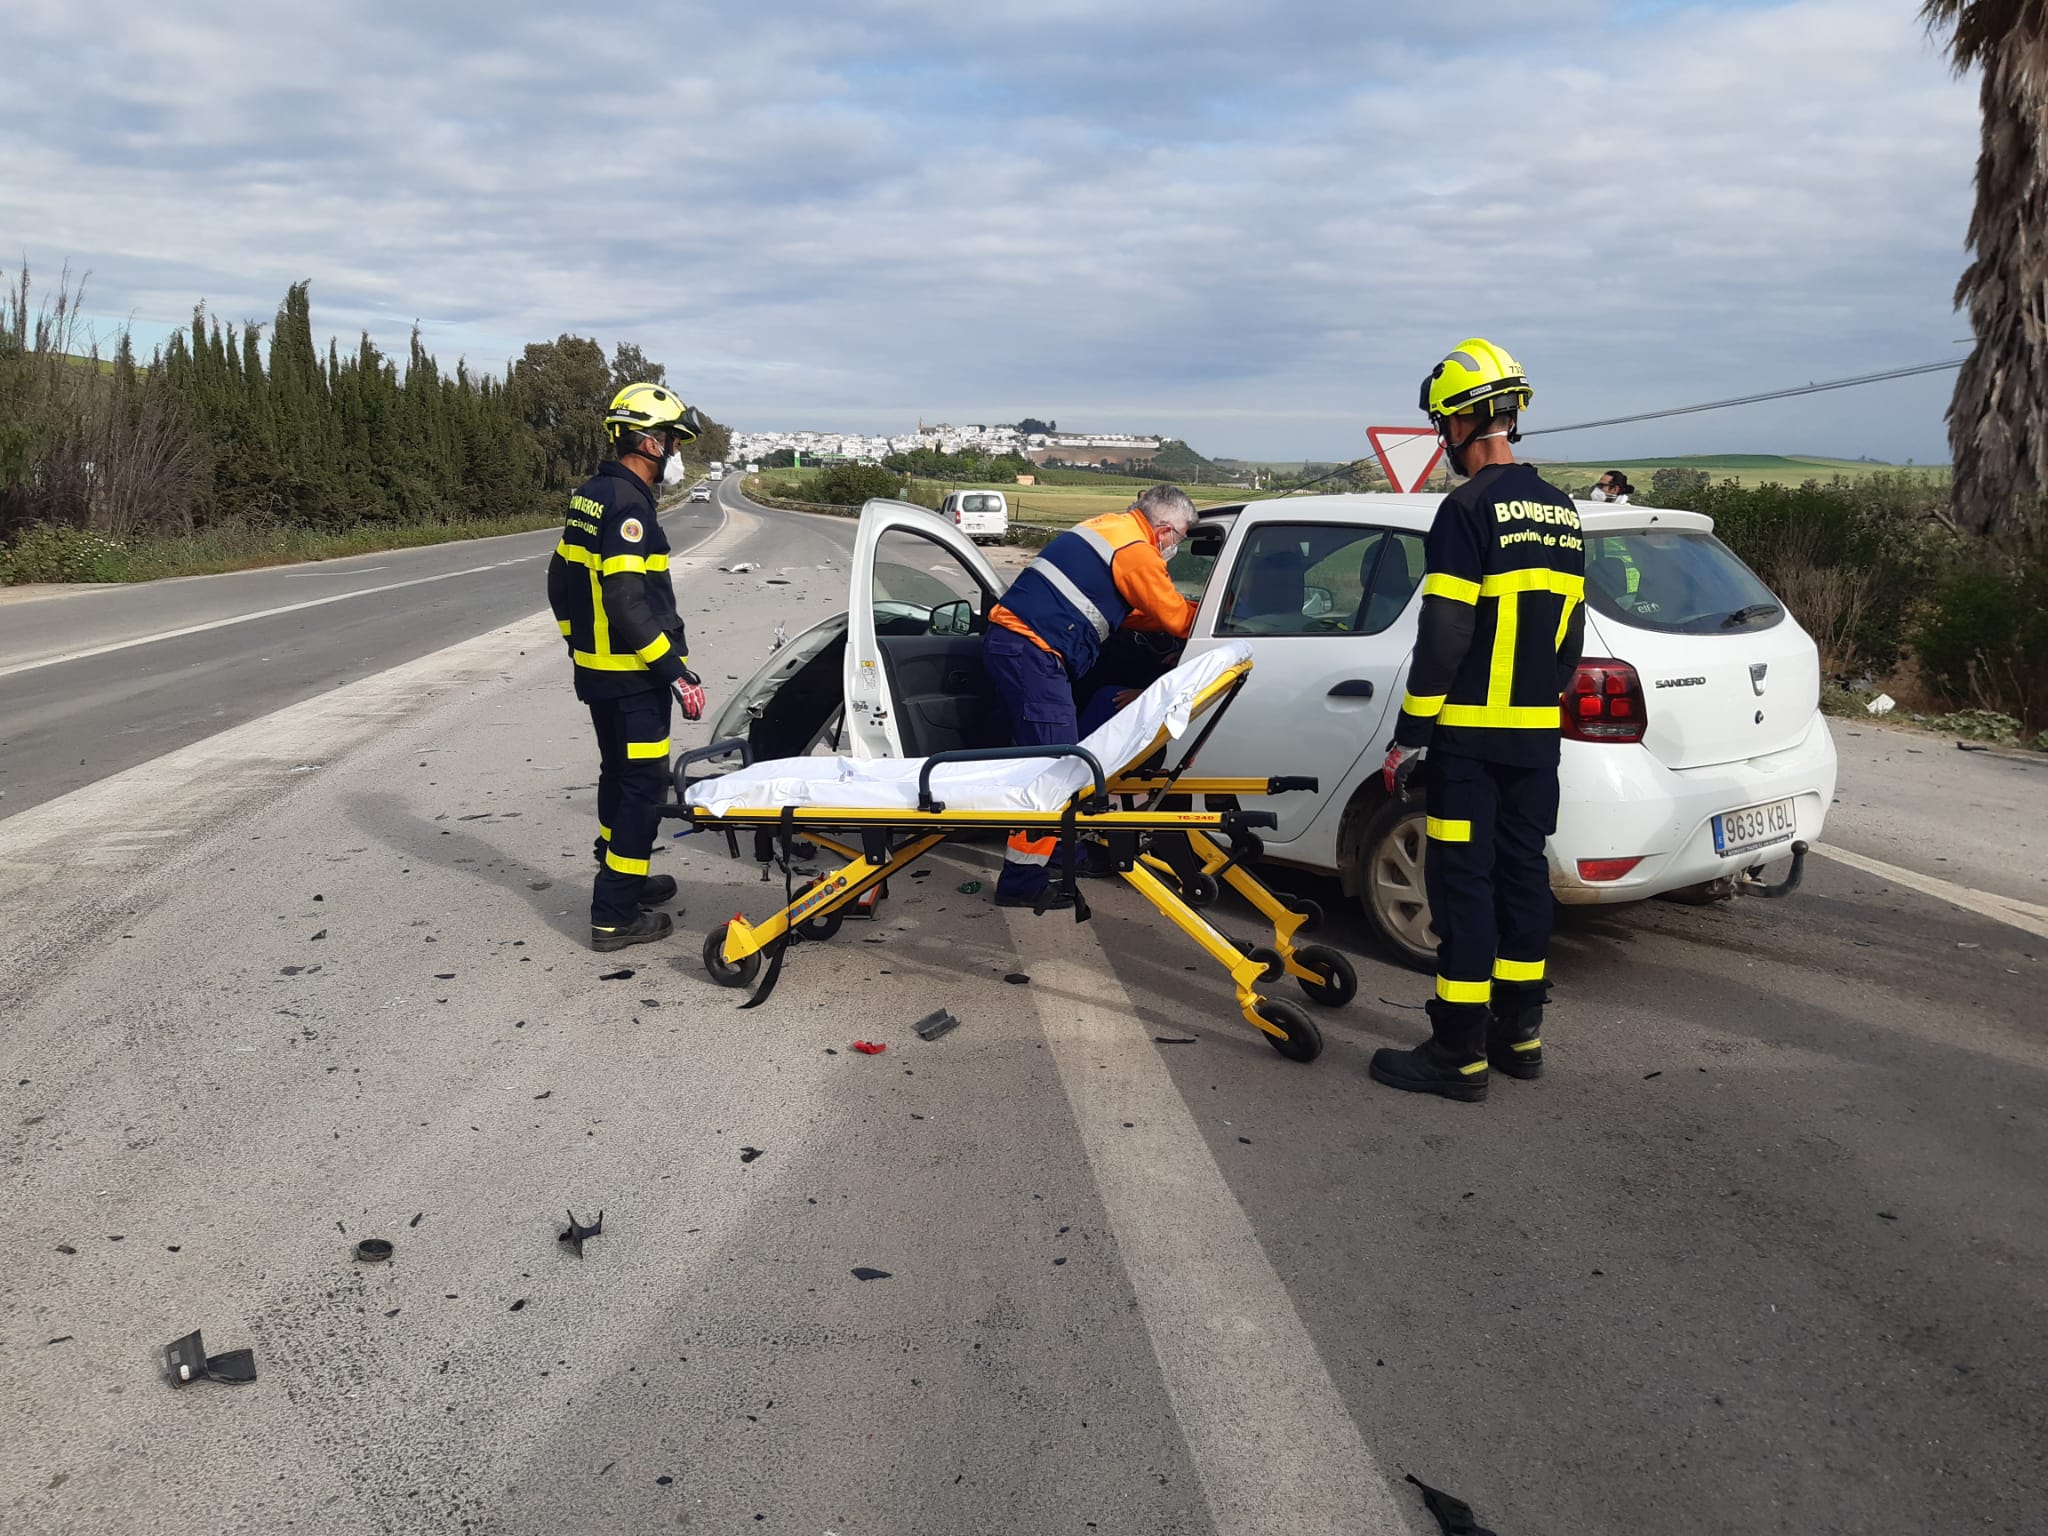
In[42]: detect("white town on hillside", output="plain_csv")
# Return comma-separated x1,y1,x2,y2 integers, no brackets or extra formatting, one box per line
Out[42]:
728,420,1164,467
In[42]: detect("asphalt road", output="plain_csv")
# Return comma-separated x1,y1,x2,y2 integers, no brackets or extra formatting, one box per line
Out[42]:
0,494,725,819
2,476,2043,1535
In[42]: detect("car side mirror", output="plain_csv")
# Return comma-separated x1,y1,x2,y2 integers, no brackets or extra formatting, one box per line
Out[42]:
930,599,975,636
1302,585,1335,618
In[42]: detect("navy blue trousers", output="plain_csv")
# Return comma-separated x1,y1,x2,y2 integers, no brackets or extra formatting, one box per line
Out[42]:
983,627,1078,899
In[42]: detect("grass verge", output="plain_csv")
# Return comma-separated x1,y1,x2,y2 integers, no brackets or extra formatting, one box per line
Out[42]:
0,512,568,584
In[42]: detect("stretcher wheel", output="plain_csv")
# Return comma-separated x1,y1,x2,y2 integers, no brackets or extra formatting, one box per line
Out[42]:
1289,898,1324,933
1234,941,1284,982
1185,871,1220,907
798,909,843,942
1256,999,1322,1063
1293,944,1357,1008
702,923,761,989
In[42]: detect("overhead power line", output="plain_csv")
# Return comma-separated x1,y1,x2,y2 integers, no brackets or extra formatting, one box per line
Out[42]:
1522,358,1964,438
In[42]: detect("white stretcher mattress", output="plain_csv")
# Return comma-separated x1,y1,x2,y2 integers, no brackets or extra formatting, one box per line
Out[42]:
685,641,1254,817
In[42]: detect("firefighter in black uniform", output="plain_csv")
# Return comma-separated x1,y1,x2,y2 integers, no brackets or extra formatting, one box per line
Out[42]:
1370,339,1586,1102
546,383,709,953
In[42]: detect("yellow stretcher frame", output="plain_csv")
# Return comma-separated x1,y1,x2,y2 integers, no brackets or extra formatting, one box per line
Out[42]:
662,659,1359,1062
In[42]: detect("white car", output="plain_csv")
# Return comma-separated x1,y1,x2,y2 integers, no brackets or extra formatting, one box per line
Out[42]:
689,484,713,502
937,489,1010,544
710,495,1836,966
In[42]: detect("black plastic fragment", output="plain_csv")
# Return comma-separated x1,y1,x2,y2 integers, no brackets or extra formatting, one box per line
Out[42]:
599,968,634,981
354,1238,394,1262
559,1208,604,1258
914,1008,961,1041
1003,973,1030,985
740,1147,765,1163
160,1328,258,1387
851,1266,892,1281
1154,1036,1197,1045
1404,1474,1497,1535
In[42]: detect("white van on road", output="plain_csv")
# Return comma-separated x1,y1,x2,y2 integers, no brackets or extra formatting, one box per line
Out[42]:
709,494,1836,967
938,489,1010,544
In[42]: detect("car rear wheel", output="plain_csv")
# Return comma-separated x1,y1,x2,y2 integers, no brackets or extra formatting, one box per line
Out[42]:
1356,797,1436,971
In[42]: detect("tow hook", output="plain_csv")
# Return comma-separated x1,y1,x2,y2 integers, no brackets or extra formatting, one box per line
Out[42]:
1738,839,1807,898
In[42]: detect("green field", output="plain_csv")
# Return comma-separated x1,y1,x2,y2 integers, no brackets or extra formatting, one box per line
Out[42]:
1527,455,1948,491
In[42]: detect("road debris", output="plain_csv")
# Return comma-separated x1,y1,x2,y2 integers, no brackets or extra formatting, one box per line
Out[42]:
720,562,759,574
852,1040,887,1054
740,1146,766,1162
354,1238,394,1262
1003,973,1030,985
559,1209,604,1257
957,881,982,894
599,968,634,981
914,1009,960,1041
1643,1071,1663,1080
1865,693,1896,716
1153,1036,1197,1045
851,1266,892,1281
1404,1473,1497,1535
160,1328,258,1388
1957,741,1989,752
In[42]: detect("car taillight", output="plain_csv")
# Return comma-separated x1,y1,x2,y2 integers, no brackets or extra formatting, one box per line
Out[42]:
1562,658,1646,743
1577,856,1644,882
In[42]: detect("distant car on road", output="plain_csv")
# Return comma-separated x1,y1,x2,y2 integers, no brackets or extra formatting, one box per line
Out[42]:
937,489,1009,544
688,484,712,502
711,495,1836,966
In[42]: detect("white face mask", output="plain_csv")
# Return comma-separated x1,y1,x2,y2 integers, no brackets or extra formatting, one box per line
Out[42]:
1162,530,1187,561
1589,488,1609,502
661,450,685,485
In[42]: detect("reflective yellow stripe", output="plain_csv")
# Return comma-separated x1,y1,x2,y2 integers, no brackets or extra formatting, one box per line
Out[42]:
626,738,671,760
1436,976,1492,1004
601,553,648,576
573,650,648,671
1402,692,1447,719
599,824,612,842
1488,589,1520,709
557,618,572,635
1426,817,1472,842
604,848,649,876
555,540,599,568
645,553,669,571
1493,957,1545,982
1457,1058,1490,1076
588,568,610,658
1438,703,1561,729
1509,1037,1542,1053
636,632,671,664
1421,572,1480,604
1479,568,1584,599
1555,594,1579,650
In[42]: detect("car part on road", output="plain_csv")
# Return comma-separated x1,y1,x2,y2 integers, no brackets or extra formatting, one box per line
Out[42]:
914,1008,961,1040
1403,1474,1499,1536
852,1039,887,1054
353,1238,394,1263
851,1266,893,1280
160,1328,257,1387
1154,1035,1198,1044
740,1146,766,1161
1003,972,1030,985
558,1209,603,1258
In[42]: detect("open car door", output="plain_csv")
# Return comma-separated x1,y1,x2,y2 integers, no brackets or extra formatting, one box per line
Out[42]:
845,499,1006,759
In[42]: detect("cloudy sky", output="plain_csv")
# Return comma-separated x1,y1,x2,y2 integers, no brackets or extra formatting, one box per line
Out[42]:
2,0,1980,463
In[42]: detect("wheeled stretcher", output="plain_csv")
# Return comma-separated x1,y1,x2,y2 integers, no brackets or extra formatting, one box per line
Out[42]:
661,642,1358,1061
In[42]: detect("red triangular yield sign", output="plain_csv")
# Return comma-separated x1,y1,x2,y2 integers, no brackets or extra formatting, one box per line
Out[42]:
1366,426,1445,494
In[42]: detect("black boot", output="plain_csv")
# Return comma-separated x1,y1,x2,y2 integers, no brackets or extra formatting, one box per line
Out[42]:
995,885,1075,911
638,873,678,908
590,910,673,953
1369,1000,1489,1102
1489,984,1546,1079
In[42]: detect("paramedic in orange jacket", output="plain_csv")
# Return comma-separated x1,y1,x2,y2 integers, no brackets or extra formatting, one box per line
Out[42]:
982,483,1199,908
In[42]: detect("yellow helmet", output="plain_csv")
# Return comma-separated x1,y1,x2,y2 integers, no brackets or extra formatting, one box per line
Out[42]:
1418,338,1532,424
604,382,704,446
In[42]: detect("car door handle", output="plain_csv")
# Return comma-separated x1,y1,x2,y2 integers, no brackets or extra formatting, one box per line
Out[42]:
1327,679,1374,699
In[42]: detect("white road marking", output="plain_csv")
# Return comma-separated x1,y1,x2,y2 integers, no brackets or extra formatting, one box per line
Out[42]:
1006,912,1415,1535
1811,842,2048,941
0,554,546,680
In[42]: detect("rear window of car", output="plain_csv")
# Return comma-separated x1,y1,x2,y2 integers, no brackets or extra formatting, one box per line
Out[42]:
1585,529,1783,634
961,494,1004,512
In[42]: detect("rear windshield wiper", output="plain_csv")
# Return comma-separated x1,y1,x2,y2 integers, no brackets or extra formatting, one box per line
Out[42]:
1721,602,1781,627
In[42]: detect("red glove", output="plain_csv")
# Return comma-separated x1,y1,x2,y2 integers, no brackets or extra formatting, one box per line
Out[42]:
673,666,706,722
1382,742,1425,797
